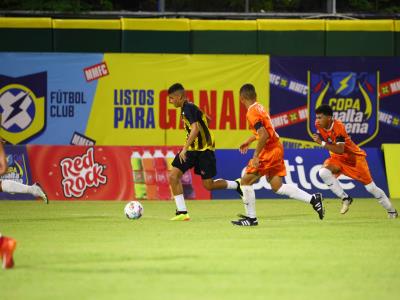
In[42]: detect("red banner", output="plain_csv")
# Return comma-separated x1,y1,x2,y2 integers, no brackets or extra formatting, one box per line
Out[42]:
270,105,308,129
27,146,210,201
380,78,400,98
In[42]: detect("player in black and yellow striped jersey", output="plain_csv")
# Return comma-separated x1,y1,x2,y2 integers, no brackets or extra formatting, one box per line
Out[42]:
167,83,242,221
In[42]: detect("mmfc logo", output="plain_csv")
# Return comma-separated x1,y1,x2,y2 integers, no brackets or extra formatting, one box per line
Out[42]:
307,71,379,146
0,72,46,144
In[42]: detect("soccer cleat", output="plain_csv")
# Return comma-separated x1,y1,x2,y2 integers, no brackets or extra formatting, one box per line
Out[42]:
235,179,243,199
170,211,190,221
32,183,49,204
231,216,258,226
237,213,248,218
310,193,325,220
0,236,17,269
340,196,353,214
388,210,398,219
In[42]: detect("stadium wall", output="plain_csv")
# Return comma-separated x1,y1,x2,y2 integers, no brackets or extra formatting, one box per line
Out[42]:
1,52,399,200
0,17,398,56
0,145,389,200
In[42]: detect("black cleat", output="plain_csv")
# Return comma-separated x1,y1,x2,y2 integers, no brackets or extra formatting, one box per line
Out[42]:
235,179,243,199
310,193,324,220
237,213,248,218
231,216,258,226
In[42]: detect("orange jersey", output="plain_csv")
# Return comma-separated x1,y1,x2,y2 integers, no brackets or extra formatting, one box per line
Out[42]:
247,102,279,147
315,119,366,160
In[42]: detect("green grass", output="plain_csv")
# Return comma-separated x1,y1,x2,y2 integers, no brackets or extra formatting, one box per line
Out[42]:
0,199,399,300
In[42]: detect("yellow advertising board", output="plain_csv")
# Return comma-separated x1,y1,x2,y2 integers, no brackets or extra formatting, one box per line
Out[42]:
382,144,400,198
85,54,269,148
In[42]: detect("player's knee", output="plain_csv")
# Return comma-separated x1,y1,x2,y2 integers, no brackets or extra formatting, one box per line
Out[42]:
168,172,180,185
271,185,280,193
318,168,332,181
364,181,377,194
241,177,252,186
0,168,6,176
201,181,213,191
0,164,7,176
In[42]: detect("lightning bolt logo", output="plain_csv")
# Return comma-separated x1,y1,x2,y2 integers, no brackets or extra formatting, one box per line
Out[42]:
336,73,353,95
5,92,29,123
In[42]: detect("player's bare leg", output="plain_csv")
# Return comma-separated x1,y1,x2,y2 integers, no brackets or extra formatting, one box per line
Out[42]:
201,178,241,193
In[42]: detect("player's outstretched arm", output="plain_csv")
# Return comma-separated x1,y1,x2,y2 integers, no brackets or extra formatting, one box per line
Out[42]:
312,134,344,154
179,122,200,163
239,135,257,154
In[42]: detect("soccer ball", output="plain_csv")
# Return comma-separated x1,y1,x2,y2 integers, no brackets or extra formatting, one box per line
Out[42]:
124,201,143,219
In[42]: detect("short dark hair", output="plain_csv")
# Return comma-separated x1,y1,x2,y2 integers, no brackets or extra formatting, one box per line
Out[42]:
315,104,333,116
168,83,184,95
240,83,257,100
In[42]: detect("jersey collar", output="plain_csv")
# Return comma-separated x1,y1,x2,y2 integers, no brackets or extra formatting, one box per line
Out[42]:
248,102,258,110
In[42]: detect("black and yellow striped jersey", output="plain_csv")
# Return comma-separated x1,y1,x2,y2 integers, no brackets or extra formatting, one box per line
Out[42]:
181,101,215,151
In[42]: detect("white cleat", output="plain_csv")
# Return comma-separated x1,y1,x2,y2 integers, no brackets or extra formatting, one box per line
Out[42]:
388,210,398,219
32,183,49,204
340,197,353,214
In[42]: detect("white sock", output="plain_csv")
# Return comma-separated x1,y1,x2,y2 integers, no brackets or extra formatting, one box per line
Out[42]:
225,180,238,190
242,185,256,218
365,182,395,212
174,194,187,212
319,168,348,199
1,180,34,194
275,184,313,203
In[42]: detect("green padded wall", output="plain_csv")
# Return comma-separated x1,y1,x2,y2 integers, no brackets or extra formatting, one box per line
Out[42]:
121,18,191,53
190,20,258,54
0,18,52,52
257,19,325,56
326,20,394,56
52,19,121,53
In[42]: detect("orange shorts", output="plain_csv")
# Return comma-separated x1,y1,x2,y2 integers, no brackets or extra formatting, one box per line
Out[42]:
246,142,287,178
324,155,372,185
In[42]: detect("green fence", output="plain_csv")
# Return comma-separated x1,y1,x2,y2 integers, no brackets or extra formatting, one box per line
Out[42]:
0,17,399,56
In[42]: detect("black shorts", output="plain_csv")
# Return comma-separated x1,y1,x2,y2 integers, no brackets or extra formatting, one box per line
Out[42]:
172,150,216,179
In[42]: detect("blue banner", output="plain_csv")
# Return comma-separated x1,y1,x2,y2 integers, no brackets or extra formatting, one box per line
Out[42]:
270,57,400,147
213,148,389,199
0,145,34,200
0,53,102,145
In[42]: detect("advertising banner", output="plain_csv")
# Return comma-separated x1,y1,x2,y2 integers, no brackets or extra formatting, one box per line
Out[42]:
25,145,210,201
382,144,400,199
0,145,34,200
0,53,269,148
212,148,389,199
270,57,400,148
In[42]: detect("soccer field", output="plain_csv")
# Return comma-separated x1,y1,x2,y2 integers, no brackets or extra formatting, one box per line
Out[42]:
1,199,399,300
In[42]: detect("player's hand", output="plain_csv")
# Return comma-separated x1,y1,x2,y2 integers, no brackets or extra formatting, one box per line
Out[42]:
179,148,187,163
312,133,322,145
239,142,249,154
251,156,260,168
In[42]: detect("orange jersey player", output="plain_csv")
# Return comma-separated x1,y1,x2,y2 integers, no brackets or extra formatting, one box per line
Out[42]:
231,84,324,226
0,233,17,269
312,104,397,218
